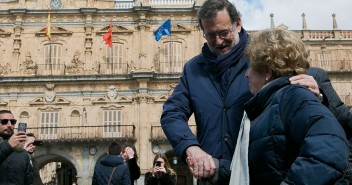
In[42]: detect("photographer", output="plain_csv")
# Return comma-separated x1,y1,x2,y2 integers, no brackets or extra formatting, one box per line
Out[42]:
0,109,33,185
144,153,176,185
24,133,44,185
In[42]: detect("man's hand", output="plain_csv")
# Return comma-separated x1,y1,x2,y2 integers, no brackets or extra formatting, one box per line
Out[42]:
186,146,216,179
8,132,27,149
289,74,320,96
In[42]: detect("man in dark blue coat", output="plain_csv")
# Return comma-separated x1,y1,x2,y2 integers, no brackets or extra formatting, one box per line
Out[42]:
92,142,131,185
161,0,252,184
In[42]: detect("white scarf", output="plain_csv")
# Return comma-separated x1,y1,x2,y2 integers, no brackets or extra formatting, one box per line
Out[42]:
229,112,250,185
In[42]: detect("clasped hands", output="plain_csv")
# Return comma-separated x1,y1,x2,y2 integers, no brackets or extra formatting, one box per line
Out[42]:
186,146,216,180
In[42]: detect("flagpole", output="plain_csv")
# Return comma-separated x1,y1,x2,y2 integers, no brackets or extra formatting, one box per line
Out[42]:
169,19,173,73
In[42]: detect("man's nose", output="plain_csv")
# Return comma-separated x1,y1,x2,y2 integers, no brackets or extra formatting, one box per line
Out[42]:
214,35,224,44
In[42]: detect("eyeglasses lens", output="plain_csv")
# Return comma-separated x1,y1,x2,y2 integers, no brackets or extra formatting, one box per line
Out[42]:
0,119,17,125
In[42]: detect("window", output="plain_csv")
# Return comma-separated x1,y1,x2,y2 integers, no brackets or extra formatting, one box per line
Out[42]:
104,43,127,74
44,44,63,75
103,110,122,137
19,111,30,126
318,53,330,67
70,110,81,134
161,41,183,73
40,112,59,139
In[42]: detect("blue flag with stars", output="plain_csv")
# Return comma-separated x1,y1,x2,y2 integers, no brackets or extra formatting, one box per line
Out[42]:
154,19,171,41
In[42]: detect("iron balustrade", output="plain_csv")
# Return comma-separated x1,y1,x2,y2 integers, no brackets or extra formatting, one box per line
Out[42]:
99,62,128,75
150,125,196,142
24,125,136,141
36,64,66,76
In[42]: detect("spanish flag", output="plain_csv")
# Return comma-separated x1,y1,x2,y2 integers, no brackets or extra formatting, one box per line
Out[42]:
103,20,113,48
45,10,51,39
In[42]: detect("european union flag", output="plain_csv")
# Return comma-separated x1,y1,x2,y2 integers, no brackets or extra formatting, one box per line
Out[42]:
154,19,171,41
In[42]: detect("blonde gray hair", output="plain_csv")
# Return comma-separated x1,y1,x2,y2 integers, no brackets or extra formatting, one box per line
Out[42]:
245,28,310,78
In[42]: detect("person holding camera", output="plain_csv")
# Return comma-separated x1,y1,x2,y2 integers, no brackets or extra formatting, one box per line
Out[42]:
144,153,176,185
121,145,141,185
0,109,33,185
24,133,44,185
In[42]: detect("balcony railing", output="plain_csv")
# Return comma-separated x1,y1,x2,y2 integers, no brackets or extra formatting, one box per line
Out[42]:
159,61,184,74
99,62,128,75
115,2,134,9
150,125,196,142
25,125,135,142
310,59,352,72
37,64,66,76
149,0,194,5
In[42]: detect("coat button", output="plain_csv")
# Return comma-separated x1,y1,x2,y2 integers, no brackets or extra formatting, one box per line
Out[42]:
224,135,229,141
224,105,229,112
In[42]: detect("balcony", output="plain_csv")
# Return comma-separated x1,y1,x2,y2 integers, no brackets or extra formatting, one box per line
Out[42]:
158,61,184,74
150,125,196,142
36,64,66,76
98,62,129,75
148,0,194,5
25,125,136,143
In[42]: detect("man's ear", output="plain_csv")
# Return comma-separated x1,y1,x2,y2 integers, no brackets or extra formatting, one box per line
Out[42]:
235,18,242,32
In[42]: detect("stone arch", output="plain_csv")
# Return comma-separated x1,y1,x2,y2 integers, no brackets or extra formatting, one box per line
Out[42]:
35,148,80,184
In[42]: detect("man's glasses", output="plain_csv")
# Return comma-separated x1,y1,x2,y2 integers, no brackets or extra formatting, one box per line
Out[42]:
203,25,235,41
0,119,17,125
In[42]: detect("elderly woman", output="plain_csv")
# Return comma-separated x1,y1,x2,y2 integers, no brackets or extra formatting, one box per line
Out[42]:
231,28,349,185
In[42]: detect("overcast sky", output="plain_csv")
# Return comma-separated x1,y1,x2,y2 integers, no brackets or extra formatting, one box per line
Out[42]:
230,0,351,31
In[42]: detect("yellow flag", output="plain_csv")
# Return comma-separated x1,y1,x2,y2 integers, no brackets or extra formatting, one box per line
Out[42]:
45,10,51,39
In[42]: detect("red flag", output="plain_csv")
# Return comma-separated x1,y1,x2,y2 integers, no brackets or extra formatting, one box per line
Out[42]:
45,10,51,40
103,20,112,47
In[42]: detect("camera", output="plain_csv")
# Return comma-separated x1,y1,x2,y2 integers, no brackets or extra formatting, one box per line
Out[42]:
155,161,161,167
18,122,27,133
33,140,44,146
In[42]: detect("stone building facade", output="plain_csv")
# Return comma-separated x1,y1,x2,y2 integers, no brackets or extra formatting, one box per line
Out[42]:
0,0,351,185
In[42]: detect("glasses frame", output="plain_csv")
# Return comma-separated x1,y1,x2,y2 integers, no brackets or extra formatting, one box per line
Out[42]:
0,119,17,125
203,24,235,41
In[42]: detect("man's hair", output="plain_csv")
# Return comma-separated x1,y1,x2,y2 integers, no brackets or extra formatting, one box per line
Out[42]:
198,0,240,30
108,142,122,155
0,110,12,115
26,133,36,138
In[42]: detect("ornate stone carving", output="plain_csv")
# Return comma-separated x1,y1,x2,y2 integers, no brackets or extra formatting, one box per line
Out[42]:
20,51,37,75
107,86,118,101
45,83,56,103
92,61,100,74
66,50,84,74
127,60,137,72
0,63,11,75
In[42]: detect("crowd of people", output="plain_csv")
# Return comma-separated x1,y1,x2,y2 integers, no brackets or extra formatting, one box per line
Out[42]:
1,0,352,185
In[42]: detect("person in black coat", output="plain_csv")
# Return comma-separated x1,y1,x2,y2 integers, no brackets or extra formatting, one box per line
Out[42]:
144,153,176,185
307,67,352,137
92,142,131,185
121,145,141,185
0,109,33,185
24,133,44,185
230,28,349,185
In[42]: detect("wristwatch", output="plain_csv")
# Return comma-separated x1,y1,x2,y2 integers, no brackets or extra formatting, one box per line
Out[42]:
50,0,62,9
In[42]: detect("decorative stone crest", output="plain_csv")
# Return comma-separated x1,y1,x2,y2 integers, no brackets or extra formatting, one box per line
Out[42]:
107,86,118,101
45,83,56,103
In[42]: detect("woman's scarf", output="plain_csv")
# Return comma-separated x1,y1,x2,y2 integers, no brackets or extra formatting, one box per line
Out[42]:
202,27,248,78
229,112,250,185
